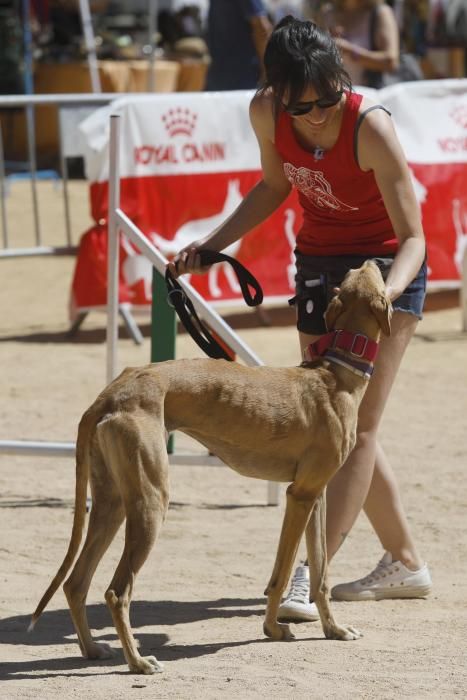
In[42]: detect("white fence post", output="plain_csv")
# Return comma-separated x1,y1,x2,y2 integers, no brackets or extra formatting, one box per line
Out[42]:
106,115,121,384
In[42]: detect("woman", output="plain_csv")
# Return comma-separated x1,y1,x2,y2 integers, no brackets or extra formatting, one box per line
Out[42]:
168,16,432,621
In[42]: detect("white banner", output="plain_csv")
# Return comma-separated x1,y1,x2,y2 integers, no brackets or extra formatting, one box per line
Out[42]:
80,80,467,183
377,79,467,164
81,91,260,182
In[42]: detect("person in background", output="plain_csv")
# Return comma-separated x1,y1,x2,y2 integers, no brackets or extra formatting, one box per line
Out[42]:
48,0,109,56
169,16,432,623
266,0,307,22
317,0,400,87
402,0,431,74
205,0,273,90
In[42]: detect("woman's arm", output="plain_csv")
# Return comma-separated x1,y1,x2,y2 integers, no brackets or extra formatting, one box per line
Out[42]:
169,93,291,276
357,106,426,301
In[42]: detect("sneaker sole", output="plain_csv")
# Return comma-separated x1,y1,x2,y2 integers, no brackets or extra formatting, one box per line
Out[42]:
332,583,432,601
277,606,319,622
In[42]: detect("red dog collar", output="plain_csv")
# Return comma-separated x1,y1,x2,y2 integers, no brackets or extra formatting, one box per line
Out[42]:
305,330,379,378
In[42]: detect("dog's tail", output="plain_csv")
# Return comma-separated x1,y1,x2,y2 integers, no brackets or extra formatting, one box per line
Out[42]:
28,411,93,632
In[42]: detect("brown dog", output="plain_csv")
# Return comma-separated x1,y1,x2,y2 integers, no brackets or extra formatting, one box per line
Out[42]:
30,260,391,674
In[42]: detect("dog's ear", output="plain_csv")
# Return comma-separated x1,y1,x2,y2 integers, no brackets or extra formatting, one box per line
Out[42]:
325,295,344,331
371,293,392,336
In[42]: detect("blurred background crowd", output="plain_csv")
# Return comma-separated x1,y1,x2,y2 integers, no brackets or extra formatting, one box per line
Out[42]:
0,0,465,165
0,0,465,94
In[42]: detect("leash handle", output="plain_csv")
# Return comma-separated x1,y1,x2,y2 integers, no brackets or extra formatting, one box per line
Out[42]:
164,250,264,361
197,250,263,307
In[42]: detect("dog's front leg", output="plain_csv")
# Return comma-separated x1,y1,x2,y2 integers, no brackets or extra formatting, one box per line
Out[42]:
263,483,315,641
306,490,362,641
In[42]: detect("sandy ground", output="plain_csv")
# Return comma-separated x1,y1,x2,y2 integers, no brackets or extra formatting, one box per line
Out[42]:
1,182,467,699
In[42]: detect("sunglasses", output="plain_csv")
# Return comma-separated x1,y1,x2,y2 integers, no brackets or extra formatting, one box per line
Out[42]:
282,91,343,117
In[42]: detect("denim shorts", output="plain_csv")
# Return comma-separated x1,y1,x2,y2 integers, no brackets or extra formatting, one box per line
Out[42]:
291,251,427,335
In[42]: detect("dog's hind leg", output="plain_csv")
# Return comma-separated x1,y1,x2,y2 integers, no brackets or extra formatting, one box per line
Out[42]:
305,490,362,641
100,412,169,675
63,447,125,660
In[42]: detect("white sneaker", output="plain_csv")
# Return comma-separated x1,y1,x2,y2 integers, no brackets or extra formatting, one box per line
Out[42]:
331,551,432,601
277,565,320,622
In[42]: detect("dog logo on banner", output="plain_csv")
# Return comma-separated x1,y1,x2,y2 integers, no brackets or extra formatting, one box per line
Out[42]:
122,181,300,300
121,180,243,301
150,179,243,298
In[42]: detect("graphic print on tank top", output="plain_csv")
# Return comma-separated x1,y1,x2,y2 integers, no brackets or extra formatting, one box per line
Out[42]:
283,163,359,213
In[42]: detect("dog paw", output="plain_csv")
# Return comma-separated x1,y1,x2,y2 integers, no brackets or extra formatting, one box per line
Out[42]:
129,655,164,675
325,624,362,641
263,620,296,641
85,642,116,660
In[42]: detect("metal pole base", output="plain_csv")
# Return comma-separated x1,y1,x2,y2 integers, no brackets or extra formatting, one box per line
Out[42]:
119,306,144,345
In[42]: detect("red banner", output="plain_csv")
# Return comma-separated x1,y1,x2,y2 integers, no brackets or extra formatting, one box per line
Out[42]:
410,163,466,282
71,173,302,313
70,84,467,318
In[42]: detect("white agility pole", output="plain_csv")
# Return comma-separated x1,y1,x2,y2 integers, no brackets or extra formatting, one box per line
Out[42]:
0,440,249,466
0,115,279,505
107,115,264,381
0,441,76,457
106,115,121,384
106,114,279,506
117,210,265,365
0,113,280,507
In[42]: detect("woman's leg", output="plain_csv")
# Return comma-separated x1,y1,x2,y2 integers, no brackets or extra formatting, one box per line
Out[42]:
299,311,421,566
362,442,422,569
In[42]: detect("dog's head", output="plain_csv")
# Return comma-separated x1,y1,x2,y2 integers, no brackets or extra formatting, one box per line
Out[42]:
324,260,392,337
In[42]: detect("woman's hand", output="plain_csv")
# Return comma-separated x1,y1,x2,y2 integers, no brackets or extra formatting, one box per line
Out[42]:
167,241,211,278
384,283,399,302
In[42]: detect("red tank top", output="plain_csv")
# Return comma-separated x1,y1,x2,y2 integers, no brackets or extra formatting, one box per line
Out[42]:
275,91,398,256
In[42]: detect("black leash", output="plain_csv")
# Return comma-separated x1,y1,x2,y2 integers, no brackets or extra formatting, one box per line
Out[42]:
165,250,263,360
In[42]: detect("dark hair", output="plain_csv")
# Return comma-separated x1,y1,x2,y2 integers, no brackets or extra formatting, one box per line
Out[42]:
258,16,352,115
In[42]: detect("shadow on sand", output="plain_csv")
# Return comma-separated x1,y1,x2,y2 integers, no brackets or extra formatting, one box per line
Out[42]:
0,597,303,680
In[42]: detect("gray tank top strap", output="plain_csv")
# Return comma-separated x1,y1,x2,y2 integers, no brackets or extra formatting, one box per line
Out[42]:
353,104,392,167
